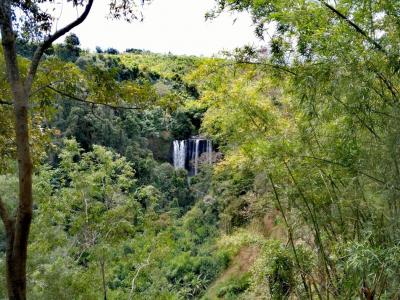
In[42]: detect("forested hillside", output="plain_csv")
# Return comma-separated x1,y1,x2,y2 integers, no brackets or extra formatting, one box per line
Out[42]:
2,0,400,299
1,37,223,299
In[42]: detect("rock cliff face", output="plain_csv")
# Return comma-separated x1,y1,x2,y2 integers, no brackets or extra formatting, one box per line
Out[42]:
147,130,172,161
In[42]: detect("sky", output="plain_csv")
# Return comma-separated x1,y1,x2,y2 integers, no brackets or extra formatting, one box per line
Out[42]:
50,0,262,56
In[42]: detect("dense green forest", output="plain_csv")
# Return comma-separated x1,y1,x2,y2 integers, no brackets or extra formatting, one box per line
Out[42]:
2,0,400,299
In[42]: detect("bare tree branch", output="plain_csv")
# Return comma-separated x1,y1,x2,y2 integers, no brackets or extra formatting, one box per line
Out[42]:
25,0,95,91
47,85,143,110
29,80,64,97
235,61,297,75
268,174,310,297
300,155,400,190
129,253,151,300
332,95,381,140
321,1,386,55
198,60,296,81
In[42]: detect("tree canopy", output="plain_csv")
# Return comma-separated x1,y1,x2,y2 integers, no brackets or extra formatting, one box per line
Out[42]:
2,0,400,299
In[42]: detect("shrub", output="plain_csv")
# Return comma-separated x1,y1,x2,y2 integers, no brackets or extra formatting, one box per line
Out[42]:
251,240,295,299
216,273,251,299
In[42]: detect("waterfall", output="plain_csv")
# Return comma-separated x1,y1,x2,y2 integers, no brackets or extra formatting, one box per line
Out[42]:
172,137,213,175
194,139,200,175
173,140,186,169
207,140,212,164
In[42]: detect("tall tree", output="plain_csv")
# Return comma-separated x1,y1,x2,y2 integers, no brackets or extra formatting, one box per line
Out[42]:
0,1,147,298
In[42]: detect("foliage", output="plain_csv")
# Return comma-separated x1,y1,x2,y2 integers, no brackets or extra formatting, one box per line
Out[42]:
0,139,223,299
188,16,400,293
3,1,400,295
54,33,82,62
251,241,295,299
215,273,251,299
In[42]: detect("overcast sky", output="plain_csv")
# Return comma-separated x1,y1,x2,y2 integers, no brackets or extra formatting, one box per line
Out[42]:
51,0,262,56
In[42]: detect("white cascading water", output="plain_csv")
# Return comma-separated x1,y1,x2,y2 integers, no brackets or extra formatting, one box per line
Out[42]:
173,137,213,175
207,140,212,164
194,139,200,175
173,140,186,169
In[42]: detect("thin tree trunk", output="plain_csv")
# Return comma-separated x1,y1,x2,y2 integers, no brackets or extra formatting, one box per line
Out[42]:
0,0,94,298
0,87,32,300
269,174,311,299
100,258,107,300
4,76,33,300
8,91,33,300
0,1,33,298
